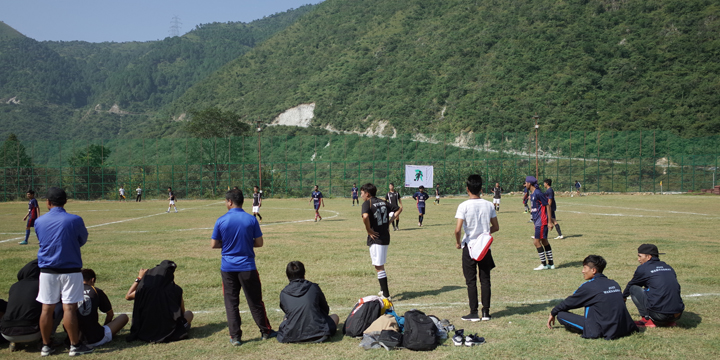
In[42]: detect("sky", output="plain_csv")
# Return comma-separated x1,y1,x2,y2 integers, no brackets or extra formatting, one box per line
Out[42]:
0,0,325,43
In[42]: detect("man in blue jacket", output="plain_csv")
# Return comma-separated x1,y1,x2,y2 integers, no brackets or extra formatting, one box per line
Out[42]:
277,261,339,343
623,244,684,327
35,187,93,356
548,255,638,340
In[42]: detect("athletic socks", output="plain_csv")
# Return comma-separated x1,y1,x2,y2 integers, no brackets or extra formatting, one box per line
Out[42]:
537,247,547,266
418,215,424,225
545,244,554,266
555,224,562,236
24,229,30,243
257,214,262,220
377,271,389,298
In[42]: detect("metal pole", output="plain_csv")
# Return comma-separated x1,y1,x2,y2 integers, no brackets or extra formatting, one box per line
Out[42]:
534,113,539,179
257,121,262,190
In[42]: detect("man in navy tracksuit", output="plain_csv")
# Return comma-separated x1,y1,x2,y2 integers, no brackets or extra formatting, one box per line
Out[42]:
548,255,638,340
623,244,684,327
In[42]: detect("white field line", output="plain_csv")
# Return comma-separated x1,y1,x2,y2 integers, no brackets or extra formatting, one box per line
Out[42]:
563,210,662,218
115,293,720,316
0,202,225,244
562,202,716,217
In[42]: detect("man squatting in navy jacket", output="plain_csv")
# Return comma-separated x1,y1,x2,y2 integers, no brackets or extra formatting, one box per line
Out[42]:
547,255,638,340
623,244,684,327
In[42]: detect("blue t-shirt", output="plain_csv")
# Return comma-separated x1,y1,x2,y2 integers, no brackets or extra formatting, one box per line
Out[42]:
351,187,358,197
413,191,429,207
28,198,39,218
545,187,556,212
530,188,548,226
311,191,323,203
36,207,88,270
212,208,263,272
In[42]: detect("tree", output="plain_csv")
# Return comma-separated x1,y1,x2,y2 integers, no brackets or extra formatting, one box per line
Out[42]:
0,133,32,167
183,107,250,138
66,144,115,200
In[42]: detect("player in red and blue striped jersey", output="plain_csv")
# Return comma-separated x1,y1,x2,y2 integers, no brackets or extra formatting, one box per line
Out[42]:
525,176,555,270
19,189,40,245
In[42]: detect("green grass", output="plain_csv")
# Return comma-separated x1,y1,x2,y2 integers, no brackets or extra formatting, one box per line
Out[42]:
1,194,719,359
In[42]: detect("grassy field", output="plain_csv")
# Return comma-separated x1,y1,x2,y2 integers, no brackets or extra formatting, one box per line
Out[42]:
1,193,719,359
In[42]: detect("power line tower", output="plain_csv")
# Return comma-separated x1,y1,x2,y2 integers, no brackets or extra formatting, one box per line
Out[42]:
169,15,182,37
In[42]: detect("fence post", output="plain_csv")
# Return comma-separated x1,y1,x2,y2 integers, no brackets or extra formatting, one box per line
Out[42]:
653,130,656,193
680,155,684,192
583,131,586,193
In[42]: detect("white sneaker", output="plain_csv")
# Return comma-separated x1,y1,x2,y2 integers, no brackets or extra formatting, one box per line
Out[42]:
533,264,549,271
548,265,555,270
555,235,564,239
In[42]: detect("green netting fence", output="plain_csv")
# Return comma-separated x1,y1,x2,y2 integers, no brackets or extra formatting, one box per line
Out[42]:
1,131,718,201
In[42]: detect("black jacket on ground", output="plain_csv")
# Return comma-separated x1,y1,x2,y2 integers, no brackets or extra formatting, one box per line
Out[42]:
551,273,638,340
277,279,333,343
622,257,684,315
0,260,42,336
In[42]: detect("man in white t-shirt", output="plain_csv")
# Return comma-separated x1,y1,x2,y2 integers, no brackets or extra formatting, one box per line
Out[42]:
454,174,499,322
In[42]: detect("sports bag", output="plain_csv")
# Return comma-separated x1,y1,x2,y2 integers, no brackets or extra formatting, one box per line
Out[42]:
378,330,403,350
402,309,438,351
343,297,383,337
467,232,493,261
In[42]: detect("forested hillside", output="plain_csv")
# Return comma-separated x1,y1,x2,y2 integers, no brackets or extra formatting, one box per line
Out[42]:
0,5,318,141
166,0,720,137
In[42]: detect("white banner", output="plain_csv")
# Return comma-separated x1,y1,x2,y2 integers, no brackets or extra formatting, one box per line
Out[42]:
404,165,434,188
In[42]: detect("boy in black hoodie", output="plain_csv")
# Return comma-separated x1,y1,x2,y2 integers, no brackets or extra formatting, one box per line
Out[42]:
277,261,339,343
1,260,43,350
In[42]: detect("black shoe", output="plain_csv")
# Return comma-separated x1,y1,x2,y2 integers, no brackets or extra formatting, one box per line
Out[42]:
481,309,491,321
261,330,278,340
69,343,94,356
461,313,480,322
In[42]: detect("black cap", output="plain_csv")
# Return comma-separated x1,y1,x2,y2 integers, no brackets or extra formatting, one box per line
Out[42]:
638,244,665,256
46,187,67,206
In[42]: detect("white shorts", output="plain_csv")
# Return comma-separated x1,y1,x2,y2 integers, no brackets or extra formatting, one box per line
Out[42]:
87,325,112,348
435,195,440,199
369,244,388,266
169,200,175,205
493,199,500,204
37,272,84,305
252,206,260,213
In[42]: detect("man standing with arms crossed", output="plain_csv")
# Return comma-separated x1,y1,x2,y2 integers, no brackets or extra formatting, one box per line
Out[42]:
455,175,499,322
211,189,276,346
35,187,94,356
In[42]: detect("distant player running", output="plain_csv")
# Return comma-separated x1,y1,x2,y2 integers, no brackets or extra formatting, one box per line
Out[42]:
385,183,403,231
492,183,503,211
412,185,430,226
525,176,555,270
351,184,359,206
574,180,581,196
135,186,142,202
544,179,564,239
310,185,324,222
119,186,126,202
166,187,178,213
19,189,40,245
434,184,441,205
252,186,263,223
360,183,402,299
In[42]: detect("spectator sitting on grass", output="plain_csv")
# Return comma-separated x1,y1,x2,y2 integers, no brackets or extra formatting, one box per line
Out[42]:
277,261,339,343
1,260,42,351
76,269,129,349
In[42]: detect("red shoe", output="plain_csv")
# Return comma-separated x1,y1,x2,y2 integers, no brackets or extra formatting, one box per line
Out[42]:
635,318,656,328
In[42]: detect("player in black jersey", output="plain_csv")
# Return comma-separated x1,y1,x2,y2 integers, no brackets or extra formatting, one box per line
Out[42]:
434,184,441,205
166,187,177,213
360,183,402,298
252,186,263,223
491,183,503,211
385,183,403,231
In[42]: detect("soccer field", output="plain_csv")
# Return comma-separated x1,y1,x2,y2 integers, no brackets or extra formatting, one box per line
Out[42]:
1,194,719,359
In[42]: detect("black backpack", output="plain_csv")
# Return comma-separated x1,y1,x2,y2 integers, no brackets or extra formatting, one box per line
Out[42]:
402,310,438,351
343,300,382,337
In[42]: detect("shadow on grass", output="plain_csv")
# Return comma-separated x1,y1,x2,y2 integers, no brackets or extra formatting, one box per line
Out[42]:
678,311,702,329
556,261,583,269
394,285,463,301
492,300,560,319
188,321,230,339
561,234,583,238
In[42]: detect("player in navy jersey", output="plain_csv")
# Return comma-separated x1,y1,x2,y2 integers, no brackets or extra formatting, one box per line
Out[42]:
351,184,359,206
360,183,402,298
525,176,555,270
309,185,324,222
544,179,563,239
385,183,403,231
412,186,430,227
19,189,40,245
252,186,263,223
522,186,530,213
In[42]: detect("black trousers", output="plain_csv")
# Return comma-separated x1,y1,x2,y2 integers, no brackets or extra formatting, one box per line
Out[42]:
136,194,142,202
557,311,584,334
629,285,682,324
221,270,272,340
462,246,494,314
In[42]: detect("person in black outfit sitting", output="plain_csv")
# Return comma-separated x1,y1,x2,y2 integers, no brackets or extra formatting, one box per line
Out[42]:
276,261,339,343
1,260,43,351
548,255,638,340
623,244,684,327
